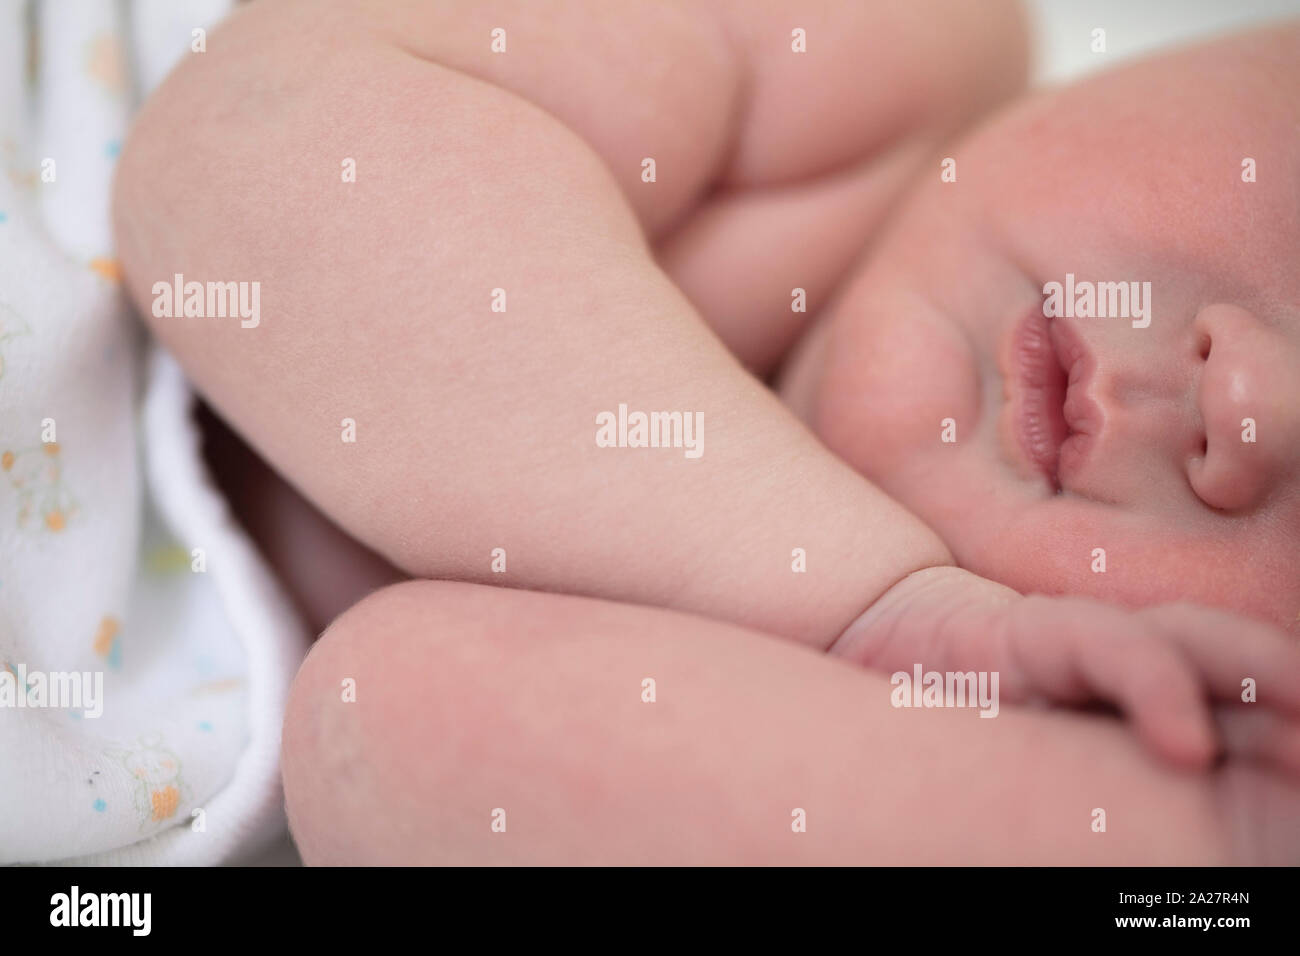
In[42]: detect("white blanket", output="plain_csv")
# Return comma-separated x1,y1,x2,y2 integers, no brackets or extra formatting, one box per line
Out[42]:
0,0,307,864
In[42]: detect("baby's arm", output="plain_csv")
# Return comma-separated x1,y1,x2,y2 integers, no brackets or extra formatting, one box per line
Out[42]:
114,0,983,646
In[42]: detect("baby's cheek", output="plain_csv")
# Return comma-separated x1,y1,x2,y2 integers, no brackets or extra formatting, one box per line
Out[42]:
814,298,980,486
971,502,1299,628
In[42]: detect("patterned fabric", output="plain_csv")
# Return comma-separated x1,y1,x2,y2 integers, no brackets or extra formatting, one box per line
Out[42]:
0,0,307,864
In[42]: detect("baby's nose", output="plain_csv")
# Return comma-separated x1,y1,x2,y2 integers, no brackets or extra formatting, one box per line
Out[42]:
1188,303,1300,511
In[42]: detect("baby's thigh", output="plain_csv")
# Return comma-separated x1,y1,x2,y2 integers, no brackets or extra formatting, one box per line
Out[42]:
281,579,1257,865
284,580,951,866
280,580,789,865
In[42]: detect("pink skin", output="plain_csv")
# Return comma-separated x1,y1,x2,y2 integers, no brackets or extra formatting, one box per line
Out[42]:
119,6,1298,774
789,23,1300,627
831,565,1300,770
112,2,1300,862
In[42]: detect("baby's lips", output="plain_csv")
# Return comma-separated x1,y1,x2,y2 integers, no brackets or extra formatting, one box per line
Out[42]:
1010,309,1068,487
1050,318,1103,487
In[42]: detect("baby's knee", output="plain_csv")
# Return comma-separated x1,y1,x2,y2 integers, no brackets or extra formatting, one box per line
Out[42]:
281,580,506,864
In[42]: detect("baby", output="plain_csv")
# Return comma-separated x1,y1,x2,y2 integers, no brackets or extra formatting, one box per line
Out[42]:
112,0,1300,863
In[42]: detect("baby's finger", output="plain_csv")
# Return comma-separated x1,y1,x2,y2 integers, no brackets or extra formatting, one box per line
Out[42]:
1009,598,1217,768
1078,633,1218,769
1140,604,1300,715
1215,706,1300,776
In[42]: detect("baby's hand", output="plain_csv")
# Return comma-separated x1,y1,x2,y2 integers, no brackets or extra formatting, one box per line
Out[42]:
832,566,1300,769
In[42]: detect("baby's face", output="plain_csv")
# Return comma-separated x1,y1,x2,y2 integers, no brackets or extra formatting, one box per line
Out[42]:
798,27,1300,626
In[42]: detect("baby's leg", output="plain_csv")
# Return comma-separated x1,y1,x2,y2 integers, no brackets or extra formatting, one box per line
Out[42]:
199,405,403,632
656,0,1028,371
114,0,962,646
281,580,1283,865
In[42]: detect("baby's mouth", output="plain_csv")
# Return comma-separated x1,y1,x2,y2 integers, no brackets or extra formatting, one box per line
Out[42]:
1012,310,1070,490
